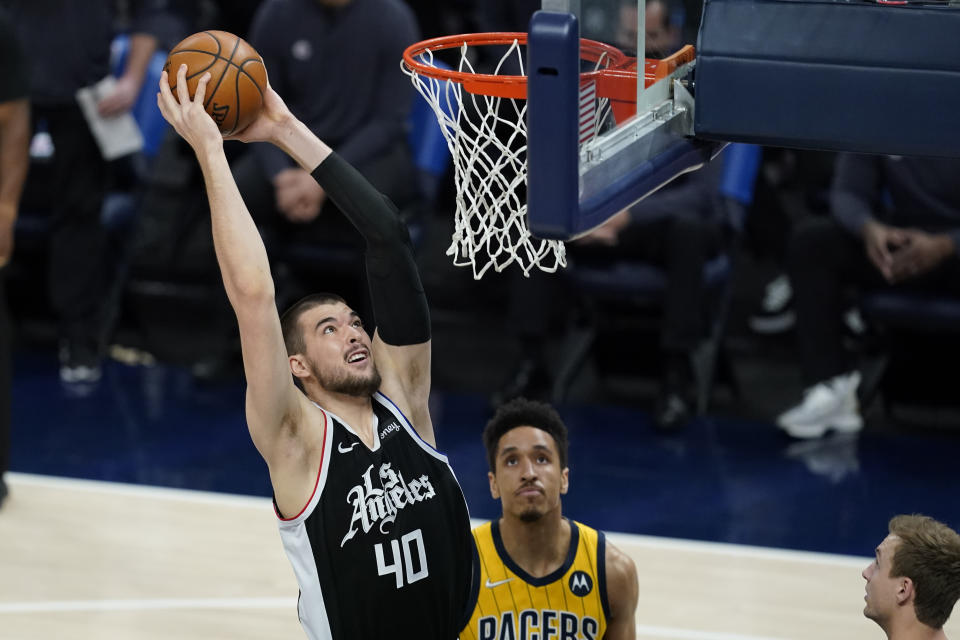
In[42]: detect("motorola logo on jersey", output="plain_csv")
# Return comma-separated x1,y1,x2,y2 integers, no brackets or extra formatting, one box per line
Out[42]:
568,570,593,596
477,610,599,640
340,462,437,547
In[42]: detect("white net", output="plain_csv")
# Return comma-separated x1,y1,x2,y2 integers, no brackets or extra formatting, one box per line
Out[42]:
403,40,570,280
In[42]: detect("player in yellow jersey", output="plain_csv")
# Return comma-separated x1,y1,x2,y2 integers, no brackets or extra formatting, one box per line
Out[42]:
462,398,639,640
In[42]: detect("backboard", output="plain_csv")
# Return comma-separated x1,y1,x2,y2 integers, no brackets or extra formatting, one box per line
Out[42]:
526,0,724,240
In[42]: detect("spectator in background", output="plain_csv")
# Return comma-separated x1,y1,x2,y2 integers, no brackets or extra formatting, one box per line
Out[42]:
776,154,960,439
495,0,720,432
232,0,421,253
207,0,264,40
746,149,839,336
406,0,483,41
481,0,540,34
613,0,682,58
7,0,189,390
0,7,30,508
862,514,960,640
499,159,727,431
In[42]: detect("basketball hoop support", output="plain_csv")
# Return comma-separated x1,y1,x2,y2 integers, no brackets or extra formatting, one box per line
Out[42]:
527,10,725,240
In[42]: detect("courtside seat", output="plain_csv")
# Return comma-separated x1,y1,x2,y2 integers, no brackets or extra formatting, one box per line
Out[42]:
859,291,960,334
855,290,960,424
553,143,762,412
570,255,731,300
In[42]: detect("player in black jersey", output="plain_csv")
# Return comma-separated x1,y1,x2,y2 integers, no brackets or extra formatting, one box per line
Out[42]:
157,65,475,640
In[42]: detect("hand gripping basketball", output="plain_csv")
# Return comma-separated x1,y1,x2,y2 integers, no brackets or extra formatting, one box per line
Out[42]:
158,64,224,153
163,30,267,135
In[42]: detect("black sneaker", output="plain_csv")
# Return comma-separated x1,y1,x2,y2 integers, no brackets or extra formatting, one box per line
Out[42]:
749,273,796,335
0,477,8,509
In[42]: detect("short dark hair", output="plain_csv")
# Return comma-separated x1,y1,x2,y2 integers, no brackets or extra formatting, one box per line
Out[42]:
279,292,348,356
888,514,960,629
482,397,569,472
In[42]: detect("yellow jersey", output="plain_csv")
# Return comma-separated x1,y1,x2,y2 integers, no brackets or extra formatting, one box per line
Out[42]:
461,518,609,640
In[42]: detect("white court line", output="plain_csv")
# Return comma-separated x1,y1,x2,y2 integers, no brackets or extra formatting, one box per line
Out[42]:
636,625,786,640
0,597,294,614
0,599,785,640
604,530,870,568
8,472,871,568
0,598,787,640
6,472,273,509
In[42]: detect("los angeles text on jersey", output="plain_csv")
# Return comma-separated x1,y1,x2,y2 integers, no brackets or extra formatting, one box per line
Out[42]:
476,609,600,640
340,462,437,547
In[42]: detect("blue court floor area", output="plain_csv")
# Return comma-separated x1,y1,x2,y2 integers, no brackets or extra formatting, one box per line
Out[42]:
8,343,959,558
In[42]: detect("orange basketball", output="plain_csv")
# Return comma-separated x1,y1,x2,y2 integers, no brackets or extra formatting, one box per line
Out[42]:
164,30,267,135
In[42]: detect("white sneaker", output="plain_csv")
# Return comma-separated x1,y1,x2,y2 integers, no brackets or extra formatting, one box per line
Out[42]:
776,371,863,439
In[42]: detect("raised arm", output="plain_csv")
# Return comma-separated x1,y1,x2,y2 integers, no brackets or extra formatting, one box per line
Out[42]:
232,96,436,446
604,539,639,640
310,155,434,443
156,66,313,478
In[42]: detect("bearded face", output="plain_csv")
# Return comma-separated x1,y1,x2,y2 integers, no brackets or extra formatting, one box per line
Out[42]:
307,354,382,397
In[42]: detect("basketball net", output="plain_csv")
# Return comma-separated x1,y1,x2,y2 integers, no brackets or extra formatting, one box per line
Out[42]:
403,39,614,279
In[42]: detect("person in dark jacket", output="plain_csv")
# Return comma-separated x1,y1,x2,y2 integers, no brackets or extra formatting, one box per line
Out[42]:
777,153,960,438
7,0,191,388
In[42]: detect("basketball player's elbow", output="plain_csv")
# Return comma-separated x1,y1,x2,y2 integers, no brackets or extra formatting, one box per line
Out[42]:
226,268,276,304
365,209,411,249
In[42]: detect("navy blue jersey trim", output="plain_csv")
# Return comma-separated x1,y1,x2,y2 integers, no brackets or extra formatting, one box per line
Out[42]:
491,518,580,587
375,391,448,460
597,530,611,620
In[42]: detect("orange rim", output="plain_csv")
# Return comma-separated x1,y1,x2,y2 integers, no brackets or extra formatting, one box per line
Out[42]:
402,32,634,99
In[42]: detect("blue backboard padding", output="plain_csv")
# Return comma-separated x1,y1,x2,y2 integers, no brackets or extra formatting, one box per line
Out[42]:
532,137,722,240
527,10,725,240
573,138,723,238
695,0,960,158
527,10,581,239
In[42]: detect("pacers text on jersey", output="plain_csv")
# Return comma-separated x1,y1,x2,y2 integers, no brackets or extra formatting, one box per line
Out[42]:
341,462,437,546
477,609,600,640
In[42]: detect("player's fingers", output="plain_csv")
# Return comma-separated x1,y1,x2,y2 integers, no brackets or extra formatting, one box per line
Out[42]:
176,64,191,106
193,72,211,107
157,71,180,116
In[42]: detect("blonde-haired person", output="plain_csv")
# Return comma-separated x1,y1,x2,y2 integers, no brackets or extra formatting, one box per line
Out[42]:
863,514,960,640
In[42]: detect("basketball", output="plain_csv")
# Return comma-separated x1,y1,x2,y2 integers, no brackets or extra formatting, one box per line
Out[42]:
164,30,267,135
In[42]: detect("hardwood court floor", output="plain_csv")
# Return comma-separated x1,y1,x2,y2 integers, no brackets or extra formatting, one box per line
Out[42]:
3,473,954,640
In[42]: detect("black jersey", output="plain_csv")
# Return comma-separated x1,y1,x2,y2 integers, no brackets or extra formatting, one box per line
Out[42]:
276,392,476,640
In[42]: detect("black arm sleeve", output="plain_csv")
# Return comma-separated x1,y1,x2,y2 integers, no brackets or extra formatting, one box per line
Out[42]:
311,153,430,346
